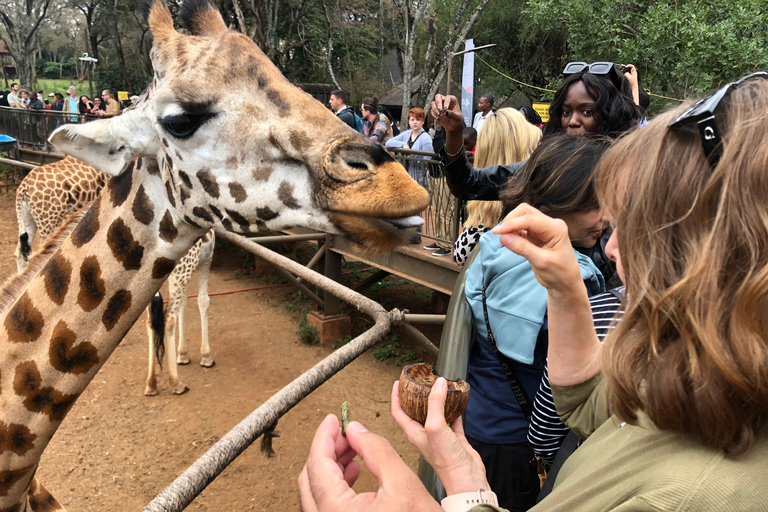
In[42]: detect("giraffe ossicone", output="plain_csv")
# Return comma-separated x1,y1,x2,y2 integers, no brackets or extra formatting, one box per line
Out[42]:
0,0,427,508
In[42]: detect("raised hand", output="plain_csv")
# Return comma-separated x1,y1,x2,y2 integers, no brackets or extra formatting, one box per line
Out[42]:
299,414,442,512
391,377,489,496
430,94,465,133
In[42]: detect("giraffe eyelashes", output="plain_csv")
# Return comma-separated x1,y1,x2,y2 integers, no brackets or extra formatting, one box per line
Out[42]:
159,112,217,139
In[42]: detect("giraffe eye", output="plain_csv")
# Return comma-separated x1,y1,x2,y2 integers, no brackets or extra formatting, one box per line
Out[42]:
159,113,215,139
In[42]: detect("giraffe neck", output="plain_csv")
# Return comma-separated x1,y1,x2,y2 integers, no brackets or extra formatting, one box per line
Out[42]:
0,160,202,508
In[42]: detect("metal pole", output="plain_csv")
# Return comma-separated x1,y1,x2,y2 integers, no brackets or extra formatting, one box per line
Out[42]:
403,314,446,325
247,233,326,244
400,322,439,358
0,157,37,170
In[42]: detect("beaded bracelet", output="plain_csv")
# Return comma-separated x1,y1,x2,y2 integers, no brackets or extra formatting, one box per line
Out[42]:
444,145,463,158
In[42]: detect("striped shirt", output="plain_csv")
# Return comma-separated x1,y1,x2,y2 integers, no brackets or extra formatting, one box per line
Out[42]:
527,288,625,467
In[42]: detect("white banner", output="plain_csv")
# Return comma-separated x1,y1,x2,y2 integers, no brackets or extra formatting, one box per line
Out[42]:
461,39,475,127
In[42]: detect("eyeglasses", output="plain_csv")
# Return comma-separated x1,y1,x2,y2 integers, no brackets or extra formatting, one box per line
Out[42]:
668,71,768,169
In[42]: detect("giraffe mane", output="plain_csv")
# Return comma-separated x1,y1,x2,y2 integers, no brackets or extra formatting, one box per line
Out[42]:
0,209,87,316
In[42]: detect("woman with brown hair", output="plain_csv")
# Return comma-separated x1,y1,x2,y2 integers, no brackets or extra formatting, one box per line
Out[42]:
361,96,392,144
299,73,768,512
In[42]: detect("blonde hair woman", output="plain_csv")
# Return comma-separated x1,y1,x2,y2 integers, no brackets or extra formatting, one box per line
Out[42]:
453,108,541,265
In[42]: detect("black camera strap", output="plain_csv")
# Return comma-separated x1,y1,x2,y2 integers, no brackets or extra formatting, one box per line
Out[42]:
480,260,534,422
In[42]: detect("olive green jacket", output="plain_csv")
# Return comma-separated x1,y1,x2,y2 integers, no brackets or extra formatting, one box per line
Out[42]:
471,373,768,511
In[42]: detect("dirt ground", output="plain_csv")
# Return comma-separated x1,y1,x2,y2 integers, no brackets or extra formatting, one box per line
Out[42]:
0,192,443,511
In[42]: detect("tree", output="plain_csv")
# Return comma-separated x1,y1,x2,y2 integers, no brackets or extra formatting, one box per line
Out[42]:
0,0,52,88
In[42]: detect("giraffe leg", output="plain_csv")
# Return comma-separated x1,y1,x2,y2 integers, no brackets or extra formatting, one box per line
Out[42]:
145,308,159,396
15,197,36,273
28,475,66,511
198,234,215,367
164,313,189,395
176,293,190,365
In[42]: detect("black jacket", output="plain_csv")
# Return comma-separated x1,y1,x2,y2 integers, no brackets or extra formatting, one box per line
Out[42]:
438,144,526,201
335,105,357,130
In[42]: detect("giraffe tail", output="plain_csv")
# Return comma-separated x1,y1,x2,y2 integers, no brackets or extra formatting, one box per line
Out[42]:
149,293,166,368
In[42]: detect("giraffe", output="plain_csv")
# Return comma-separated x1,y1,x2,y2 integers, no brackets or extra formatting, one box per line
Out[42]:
13,158,217,396
0,0,428,508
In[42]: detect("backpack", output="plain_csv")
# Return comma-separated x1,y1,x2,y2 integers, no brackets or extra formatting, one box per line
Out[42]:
353,113,363,133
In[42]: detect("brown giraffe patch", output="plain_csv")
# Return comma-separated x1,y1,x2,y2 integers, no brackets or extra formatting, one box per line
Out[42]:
184,215,202,229
257,206,279,221
252,166,273,181
41,253,72,306
0,465,34,499
71,197,101,248
77,256,106,312
225,209,249,229
175,149,184,162
146,159,161,177
4,293,43,344
132,184,155,225
107,164,134,207
289,131,309,152
102,290,132,331
209,204,224,220
0,421,37,457
229,182,247,203
225,156,238,168
179,186,190,204
28,478,59,512
159,210,178,243
193,207,213,223
107,218,144,271
13,361,77,422
49,320,99,375
266,89,289,115
165,181,177,207
179,170,193,189
278,181,301,209
161,138,169,147
152,257,177,279
196,169,220,198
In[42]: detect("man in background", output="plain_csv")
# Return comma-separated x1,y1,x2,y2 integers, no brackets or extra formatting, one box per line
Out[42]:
7,83,19,108
101,89,122,117
65,86,79,122
328,89,359,131
472,94,494,133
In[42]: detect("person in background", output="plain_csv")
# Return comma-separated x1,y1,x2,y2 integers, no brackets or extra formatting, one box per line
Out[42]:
7,83,19,108
385,107,434,186
453,109,541,266
519,106,543,128
65,86,80,123
45,93,54,110
52,93,64,111
0,89,9,107
91,96,105,115
361,96,392,144
328,89,357,130
100,89,122,117
472,94,494,132
19,90,30,108
79,95,95,115
463,126,478,155
26,92,43,110
26,92,46,149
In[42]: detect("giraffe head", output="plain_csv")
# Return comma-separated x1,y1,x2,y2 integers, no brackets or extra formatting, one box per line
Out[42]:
49,0,429,254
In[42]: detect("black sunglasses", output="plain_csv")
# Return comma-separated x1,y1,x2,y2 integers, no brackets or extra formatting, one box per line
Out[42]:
668,71,768,169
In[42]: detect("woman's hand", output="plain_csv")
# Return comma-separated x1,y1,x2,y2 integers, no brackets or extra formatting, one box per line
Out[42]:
492,203,584,296
299,415,442,512
391,377,489,496
623,64,640,105
430,94,465,134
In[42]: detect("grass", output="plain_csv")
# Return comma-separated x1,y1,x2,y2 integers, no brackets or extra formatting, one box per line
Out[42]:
372,335,422,365
35,79,80,96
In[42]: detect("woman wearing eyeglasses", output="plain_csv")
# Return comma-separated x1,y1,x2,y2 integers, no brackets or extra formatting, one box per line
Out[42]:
300,72,768,512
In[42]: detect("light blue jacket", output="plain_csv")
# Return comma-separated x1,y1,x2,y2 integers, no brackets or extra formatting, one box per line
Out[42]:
385,129,433,186
465,229,605,365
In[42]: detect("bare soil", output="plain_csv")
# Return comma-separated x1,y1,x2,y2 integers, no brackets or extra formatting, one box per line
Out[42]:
0,192,442,511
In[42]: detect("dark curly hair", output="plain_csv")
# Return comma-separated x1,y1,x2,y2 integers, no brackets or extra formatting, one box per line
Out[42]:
543,70,643,139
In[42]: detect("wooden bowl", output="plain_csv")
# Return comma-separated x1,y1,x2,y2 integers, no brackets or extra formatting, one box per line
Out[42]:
398,363,470,425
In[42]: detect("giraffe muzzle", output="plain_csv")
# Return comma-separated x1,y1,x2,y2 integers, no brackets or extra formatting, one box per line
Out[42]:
380,215,425,229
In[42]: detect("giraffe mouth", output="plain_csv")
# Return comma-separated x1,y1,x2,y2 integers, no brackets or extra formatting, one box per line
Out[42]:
380,215,424,229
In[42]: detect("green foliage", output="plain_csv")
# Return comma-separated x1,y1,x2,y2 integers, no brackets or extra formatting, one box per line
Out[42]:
298,315,320,345
332,335,353,348
284,291,308,312
373,335,421,365
369,278,408,291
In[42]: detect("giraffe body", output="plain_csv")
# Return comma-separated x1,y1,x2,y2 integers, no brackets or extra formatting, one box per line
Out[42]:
0,0,429,509
14,158,216,397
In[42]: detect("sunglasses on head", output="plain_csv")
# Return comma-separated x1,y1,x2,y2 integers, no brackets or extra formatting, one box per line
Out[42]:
563,61,628,90
668,71,768,169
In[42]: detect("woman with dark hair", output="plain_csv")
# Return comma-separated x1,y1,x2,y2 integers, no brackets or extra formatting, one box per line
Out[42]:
79,95,94,115
518,105,542,128
361,96,392,144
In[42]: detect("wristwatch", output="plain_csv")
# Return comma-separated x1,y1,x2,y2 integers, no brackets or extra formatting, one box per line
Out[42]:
441,489,498,512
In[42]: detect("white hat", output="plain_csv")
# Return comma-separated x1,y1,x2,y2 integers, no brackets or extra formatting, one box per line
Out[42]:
48,93,54,97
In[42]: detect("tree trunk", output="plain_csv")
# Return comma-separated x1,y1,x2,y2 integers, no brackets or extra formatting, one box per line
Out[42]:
0,0,51,89
400,0,431,126
111,0,131,90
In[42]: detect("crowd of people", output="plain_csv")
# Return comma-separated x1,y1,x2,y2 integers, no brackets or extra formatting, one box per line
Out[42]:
0,83,127,117
303,64,768,512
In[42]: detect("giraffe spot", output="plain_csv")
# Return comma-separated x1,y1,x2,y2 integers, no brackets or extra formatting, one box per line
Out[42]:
63,182,71,191
77,256,105,312
4,293,43,344
256,206,279,221
225,209,249,229
102,290,132,331
146,159,161,177
107,218,144,271
209,204,224,220
193,207,213,223
266,89,289,115
49,320,99,375
184,215,202,229
252,166,273,181
108,163,134,207
175,150,183,162
159,210,178,243
179,186,190,204
225,156,238,169
152,258,177,279
132,184,154,225
136,157,143,169
71,196,101,248
179,170,193,189
13,361,77,422
161,138,169,147
289,131,309,152
28,478,59,512
257,76,267,89
197,169,220,198
41,253,72,306
0,465,34,498
220,217,234,232
165,182,177,207
0,421,36,457
278,181,301,209
229,182,247,203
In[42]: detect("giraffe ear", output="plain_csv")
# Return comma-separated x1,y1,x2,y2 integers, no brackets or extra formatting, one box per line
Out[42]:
49,109,160,177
